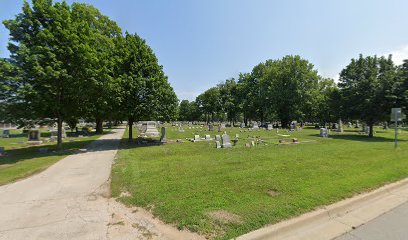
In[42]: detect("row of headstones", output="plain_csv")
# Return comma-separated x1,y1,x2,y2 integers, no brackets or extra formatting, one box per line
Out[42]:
1,128,72,141
320,124,370,137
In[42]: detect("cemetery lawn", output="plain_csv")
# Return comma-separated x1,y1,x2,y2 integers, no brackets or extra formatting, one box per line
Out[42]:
111,126,408,240
0,129,110,185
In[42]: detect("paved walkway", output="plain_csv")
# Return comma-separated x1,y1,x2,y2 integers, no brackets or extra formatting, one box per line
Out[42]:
0,128,125,240
335,200,408,240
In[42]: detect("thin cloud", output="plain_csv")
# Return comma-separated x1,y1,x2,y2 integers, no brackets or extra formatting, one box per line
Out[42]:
387,44,408,65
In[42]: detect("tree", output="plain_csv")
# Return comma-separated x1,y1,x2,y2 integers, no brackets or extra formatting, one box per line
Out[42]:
315,77,340,126
179,100,191,121
339,54,399,137
3,0,86,148
70,3,122,134
196,87,220,123
115,33,178,141
217,78,240,124
262,55,320,127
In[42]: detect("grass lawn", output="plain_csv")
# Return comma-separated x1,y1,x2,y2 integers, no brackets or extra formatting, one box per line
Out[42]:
0,128,110,185
111,125,408,239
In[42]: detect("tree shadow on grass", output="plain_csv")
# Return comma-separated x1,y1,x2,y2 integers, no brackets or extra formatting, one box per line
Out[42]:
308,133,406,143
0,131,116,166
118,137,164,150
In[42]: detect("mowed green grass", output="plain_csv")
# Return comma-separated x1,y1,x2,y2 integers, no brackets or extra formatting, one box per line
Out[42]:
111,125,408,239
0,129,108,185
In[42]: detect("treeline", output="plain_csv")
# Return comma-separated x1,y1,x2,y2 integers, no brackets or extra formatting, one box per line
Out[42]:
0,0,178,146
179,55,408,137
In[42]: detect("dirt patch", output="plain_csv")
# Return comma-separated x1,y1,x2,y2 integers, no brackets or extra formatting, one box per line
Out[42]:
107,199,205,240
119,191,132,198
208,210,243,224
267,189,280,197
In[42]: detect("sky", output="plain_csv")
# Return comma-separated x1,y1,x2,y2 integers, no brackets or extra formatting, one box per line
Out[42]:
1,0,408,101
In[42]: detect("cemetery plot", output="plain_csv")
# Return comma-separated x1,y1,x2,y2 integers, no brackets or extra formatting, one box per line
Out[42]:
112,124,408,240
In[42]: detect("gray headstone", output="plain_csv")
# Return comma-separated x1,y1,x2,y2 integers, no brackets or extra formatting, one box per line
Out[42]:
267,124,273,130
336,120,344,133
221,134,232,148
205,134,211,140
252,122,259,129
28,130,41,141
240,122,245,128
160,127,166,142
0,147,5,155
2,129,10,138
215,141,221,149
194,135,200,141
209,124,214,131
215,135,221,141
320,128,328,138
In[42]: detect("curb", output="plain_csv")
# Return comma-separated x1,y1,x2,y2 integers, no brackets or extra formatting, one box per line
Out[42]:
237,178,408,240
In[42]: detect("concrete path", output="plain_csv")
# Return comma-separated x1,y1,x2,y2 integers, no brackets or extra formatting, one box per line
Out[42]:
0,128,125,240
335,200,408,240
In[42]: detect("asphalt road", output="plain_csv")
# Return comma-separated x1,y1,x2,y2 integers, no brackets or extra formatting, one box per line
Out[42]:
335,201,408,240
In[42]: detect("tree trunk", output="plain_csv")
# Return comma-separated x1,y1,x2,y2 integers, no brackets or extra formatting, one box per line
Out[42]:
369,123,374,138
95,118,103,134
128,118,133,142
57,116,63,150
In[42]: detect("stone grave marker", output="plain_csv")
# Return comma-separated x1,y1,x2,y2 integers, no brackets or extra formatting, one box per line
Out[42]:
209,124,214,131
215,141,221,149
2,129,10,138
267,124,273,130
221,134,232,148
240,122,245,128
252,122,259,129
28,129,42,145
205,134,212,140
0,147,5,156
194,135,201,142
336,120,344,133
160,127,167,142
215,135,221,141
320,128,328,137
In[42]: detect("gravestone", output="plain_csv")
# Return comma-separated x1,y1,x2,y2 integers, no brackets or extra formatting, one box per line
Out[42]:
208,124,214,131
348,122,352,128
355,120,361,128
205,134,212,140
0,147,5,156
364,126,370,134
160,127,166,142
2,129,10,138
141,121,160,137
221,134,232,148
240,122,245,128
215,135,221,141
38,148,48,154
336,120,344,133
28,130,41,141
290,121,297,131
252,122,259,129
215,141,221,149
194,135,201,142
320,128,328,138
28,129,42,145
267,124,273,130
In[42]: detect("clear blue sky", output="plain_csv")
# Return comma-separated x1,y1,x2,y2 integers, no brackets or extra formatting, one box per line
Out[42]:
1,0,408,100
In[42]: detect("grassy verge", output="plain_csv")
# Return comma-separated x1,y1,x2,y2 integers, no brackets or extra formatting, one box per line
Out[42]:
0,129,110,185
112,125,408,239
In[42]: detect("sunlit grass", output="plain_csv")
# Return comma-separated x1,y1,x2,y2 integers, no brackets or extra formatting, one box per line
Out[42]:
112,125,408,239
